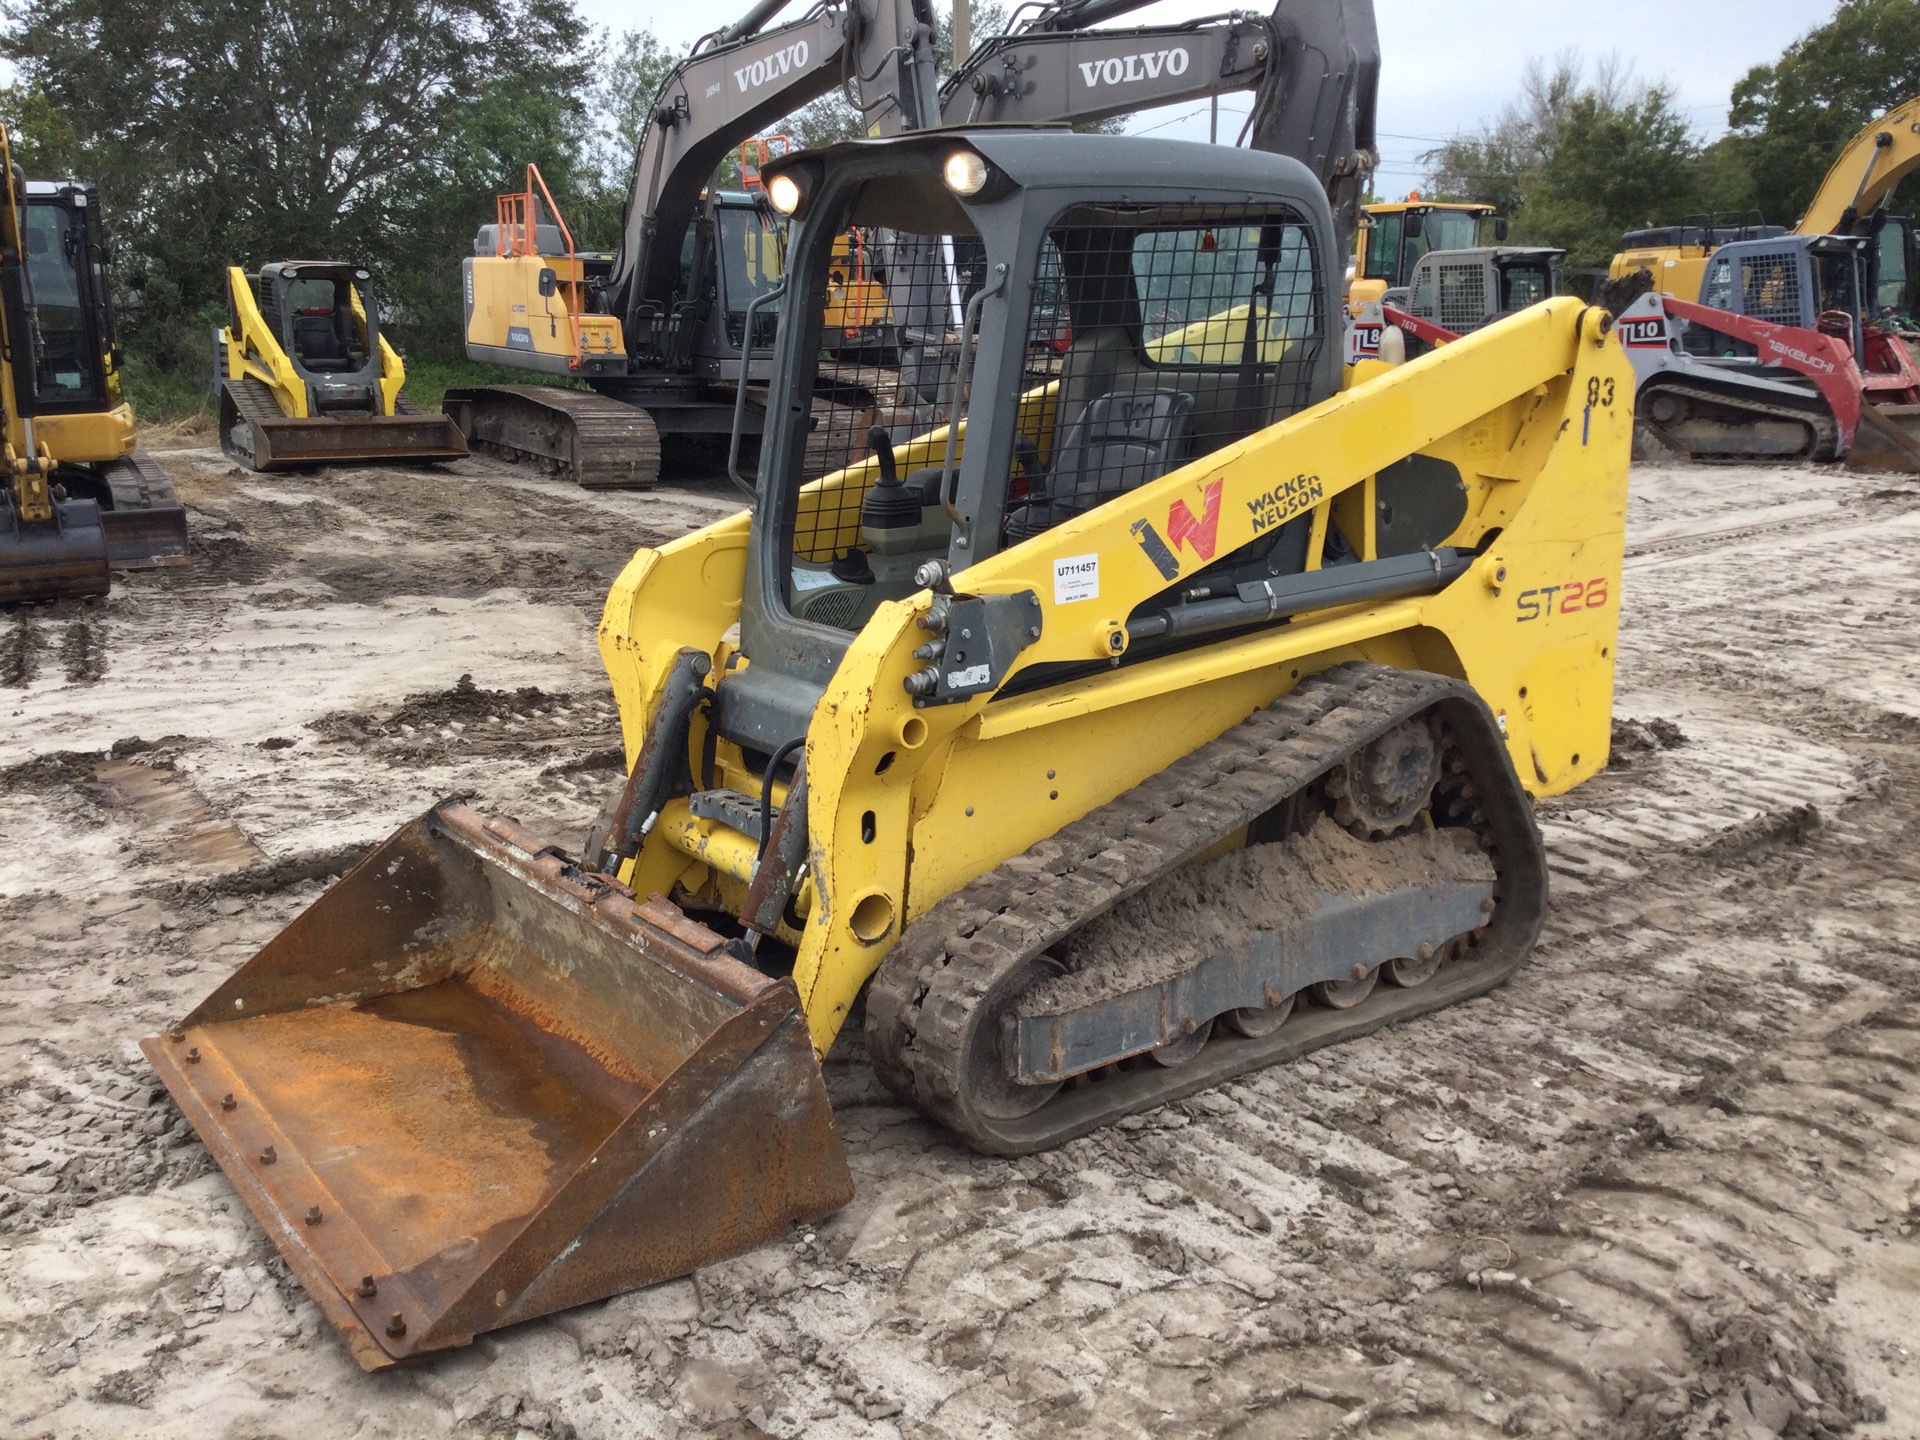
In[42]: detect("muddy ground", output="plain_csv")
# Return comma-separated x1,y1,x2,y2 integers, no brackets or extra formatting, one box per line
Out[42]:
2,445,1917,1440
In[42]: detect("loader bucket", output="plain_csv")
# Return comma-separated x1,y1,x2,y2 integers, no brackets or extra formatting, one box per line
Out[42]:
242,413,469,471
1847,402,1920,472
0,497,109,602
141,802,853,1371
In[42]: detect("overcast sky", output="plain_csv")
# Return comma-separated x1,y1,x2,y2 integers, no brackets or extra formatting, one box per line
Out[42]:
570,0,1839,193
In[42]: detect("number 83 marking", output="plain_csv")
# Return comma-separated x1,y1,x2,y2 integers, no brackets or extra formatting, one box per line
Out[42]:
1586,376,1616,407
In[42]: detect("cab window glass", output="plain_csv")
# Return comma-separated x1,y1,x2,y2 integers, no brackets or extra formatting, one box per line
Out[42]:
1362,213,1402,283
21,202,99,405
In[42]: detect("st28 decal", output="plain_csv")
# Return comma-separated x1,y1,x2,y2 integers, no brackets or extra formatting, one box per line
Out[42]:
1516,576,1610,621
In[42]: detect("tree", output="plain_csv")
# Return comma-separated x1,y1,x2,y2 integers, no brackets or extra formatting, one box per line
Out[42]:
1420,53,1704,265
1,0,594,364
1725,0,1920,227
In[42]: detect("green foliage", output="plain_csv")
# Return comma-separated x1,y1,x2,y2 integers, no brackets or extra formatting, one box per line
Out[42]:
1423,55,1753,266
397,356,578,415
2,0,593,375
119,350,213,423
1514,86,1700,264
1725,0,1920,226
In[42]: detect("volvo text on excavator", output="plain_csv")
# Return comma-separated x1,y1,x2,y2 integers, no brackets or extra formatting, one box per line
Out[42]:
144,0,1639,1375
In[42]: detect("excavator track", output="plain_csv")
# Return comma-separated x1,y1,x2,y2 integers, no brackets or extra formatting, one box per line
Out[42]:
1637,377,1840,463
441,384,662,489
865,663,1548,1156
97,450,190,569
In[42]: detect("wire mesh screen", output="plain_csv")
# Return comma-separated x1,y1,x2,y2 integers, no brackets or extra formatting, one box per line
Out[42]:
789,227,982,565
1010,205,1321,540
1498,260,1553,314
777,200,1322,626
1738,253,1803,326
1407,256,1490,332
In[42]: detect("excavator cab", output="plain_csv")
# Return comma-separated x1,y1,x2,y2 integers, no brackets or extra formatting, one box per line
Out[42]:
1,166,189,601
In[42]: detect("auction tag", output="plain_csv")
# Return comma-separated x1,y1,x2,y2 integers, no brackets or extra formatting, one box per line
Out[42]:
1053,553,1099,604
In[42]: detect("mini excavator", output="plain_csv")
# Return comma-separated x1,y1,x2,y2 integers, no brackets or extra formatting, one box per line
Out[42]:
0,127,188,602
146,0,1637,1373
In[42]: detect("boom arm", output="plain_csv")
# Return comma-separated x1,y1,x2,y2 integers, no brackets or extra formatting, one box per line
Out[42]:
940,0,1378,255
606,0,941,330
1797,94,1920,236
941,16,1275,131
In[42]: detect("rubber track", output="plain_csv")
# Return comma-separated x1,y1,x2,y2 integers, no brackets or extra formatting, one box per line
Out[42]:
1639,378,1840,462
98,450,189,568
446,384,661,490
864,662,1549,1156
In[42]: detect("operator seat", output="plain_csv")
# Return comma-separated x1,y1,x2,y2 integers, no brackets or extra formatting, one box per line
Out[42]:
1004,387,1195,541
291,309,353,373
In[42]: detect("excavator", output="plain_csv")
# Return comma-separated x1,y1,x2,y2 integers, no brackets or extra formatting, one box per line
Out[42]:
1,129,189,602
144,0,1638,1372
1609,95,1920,314
214,261,467,471
448,0,943,489
1604,95,1920,466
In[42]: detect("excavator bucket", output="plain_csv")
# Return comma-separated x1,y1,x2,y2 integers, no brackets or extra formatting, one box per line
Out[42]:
1,496,109,602
141,802,853,1371
1848,402,1920,472
236,412,469,472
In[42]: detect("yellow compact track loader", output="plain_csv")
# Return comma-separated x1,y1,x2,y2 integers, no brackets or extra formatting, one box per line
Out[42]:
146,60,1635,1373
215,262,466,471
0,128,189,602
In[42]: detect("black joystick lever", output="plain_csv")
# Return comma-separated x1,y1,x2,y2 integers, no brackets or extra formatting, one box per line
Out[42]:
869,426,899,486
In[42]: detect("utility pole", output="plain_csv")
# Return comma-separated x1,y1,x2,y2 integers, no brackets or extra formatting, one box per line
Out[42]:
1210,94,1218,144
954,0,970,62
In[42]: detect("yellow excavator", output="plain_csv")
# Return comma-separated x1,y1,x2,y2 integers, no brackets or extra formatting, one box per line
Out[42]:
214,262,467,471
1609,93,1920,312
144,0,1637,1374
0,127,189,602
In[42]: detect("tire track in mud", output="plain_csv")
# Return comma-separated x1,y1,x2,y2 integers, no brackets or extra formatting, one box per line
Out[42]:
3,611,42,686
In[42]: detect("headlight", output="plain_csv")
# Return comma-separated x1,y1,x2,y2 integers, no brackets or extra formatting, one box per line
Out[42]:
942,150,989,197
766,173,802,216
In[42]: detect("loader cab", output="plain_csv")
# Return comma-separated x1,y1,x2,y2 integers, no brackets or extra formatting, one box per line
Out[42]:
1351,200,1497,310
719,131,1342,753
253,262,384,414
1693,235,1871,359
15,181,118,413
1404,246,1565,335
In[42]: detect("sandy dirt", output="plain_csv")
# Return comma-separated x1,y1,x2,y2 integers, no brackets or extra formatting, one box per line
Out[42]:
3,448,1918,1439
